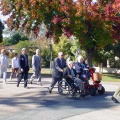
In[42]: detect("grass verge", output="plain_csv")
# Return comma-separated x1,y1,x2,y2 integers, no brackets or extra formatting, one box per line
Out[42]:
101,73,120,82
8,68,120,82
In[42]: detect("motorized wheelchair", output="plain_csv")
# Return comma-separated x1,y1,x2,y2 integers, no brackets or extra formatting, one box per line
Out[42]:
89,67,105,94
80,67,105,95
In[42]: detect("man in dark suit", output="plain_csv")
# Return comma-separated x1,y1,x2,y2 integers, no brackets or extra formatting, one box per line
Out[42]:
48,52,66,94
17,48,29,88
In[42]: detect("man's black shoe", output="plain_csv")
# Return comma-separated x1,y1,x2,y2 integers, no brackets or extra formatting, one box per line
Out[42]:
48,88,51,94
17,84,19,87
58,90,63,95
111,96,119,103
24,86,30,89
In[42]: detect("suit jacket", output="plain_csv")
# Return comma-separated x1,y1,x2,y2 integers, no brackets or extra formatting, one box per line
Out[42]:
32,54,41,71
19,54,29,71
52,57,66,78
63,67,77,85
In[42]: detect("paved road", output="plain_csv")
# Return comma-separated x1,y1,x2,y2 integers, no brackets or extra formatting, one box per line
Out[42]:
0,74,120,120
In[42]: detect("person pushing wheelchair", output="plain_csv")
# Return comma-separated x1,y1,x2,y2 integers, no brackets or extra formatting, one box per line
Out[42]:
63,61,85,96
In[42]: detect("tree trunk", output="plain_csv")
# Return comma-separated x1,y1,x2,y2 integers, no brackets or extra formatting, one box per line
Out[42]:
85,47,93,67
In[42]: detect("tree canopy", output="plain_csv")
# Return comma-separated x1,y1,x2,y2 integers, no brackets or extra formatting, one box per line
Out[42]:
3,32,29,46
1,0,120,65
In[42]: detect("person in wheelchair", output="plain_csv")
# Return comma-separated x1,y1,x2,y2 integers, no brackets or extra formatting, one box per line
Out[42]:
63,61,85,95
74,56,90,85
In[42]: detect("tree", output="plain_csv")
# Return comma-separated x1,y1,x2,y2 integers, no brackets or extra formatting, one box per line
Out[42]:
0,20,4,43
1,0,120,66
53,35,72,57
15,40,36,55
15,40,37,65
4,32,29,46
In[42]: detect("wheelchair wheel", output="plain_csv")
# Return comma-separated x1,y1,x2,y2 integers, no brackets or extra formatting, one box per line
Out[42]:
68,83,79,98
58,79,71,95
98,86,105,95
89,87,96,96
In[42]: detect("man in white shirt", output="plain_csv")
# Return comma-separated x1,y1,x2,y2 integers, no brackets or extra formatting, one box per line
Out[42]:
10,53,19,80
0,49,9,83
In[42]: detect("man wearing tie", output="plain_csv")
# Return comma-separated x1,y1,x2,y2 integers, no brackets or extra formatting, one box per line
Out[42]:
48,52,66,94
17,48,29,88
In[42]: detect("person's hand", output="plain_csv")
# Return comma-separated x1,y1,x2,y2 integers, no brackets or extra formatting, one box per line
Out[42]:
21,68,24,72
60,69,63,72
68,75,72,78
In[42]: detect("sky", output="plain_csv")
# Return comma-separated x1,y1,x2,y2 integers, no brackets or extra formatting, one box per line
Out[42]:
0,11,9,22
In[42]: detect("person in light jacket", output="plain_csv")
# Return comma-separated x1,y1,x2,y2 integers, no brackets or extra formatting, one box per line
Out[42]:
0,49,9,83
30,49,41,85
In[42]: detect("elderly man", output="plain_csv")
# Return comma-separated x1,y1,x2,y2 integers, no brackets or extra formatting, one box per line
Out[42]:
0,49,9,83
48,52,66,94
17,48,29,88
63,61,85,96
29,49,41,85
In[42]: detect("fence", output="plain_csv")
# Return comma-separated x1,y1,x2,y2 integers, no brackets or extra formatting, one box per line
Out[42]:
95,67,120,73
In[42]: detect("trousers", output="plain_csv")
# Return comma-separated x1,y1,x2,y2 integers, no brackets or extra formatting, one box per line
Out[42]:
30,70,41,83
113,85,120,99
10,68,19,78
0,66,7,83
17,68,28,87
74,78,85,91
49,77,62,92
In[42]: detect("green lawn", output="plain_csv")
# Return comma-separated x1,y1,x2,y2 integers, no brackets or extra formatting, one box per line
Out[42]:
7,68,120,82
101,73,120,82
40,69,120,82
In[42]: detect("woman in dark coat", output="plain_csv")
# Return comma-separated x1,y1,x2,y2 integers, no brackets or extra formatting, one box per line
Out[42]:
74,56,90,85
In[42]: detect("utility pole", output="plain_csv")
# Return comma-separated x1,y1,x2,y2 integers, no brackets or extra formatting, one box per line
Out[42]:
49,43,52,74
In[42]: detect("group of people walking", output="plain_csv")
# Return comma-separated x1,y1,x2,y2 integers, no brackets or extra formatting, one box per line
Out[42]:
0,48,120,103
0,48,41,89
